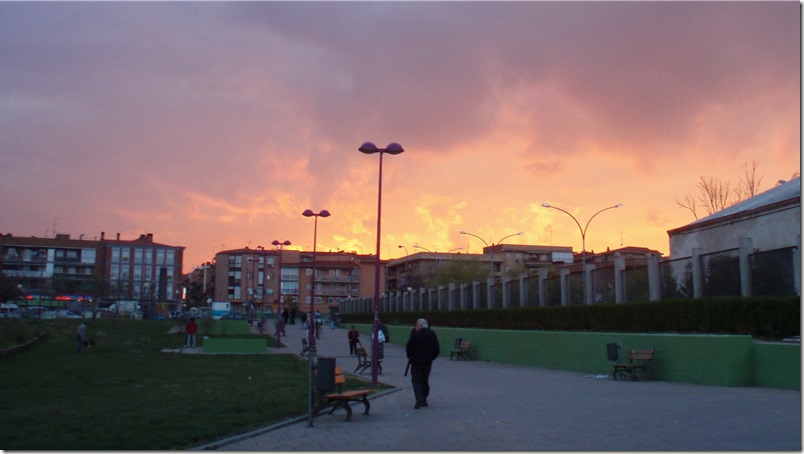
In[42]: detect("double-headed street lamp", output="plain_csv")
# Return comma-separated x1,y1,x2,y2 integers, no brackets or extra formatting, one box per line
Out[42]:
271,239,291,341
459,230,524,275
540,203,622,268
302,209,330,427
359,141,404,388
541,202,622,304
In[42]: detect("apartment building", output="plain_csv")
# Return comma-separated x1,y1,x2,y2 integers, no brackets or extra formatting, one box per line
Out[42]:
0,232,184,315
386,244,575,291
212,247,380,316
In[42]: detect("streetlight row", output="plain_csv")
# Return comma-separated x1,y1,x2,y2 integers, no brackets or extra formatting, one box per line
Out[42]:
300,141,622,425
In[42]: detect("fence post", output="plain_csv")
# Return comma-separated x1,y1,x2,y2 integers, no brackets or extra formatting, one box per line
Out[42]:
692,248,703,298
486,277,494,309
448,283,455,311
538,268,548,307
795,234,801,296
501,276,509,308
647,253,661,301
460,283,468,310
739,237,753,297
614,253,625,303
560,268,570,306
584,263,595,305
472,281,480,309
519,272,527,308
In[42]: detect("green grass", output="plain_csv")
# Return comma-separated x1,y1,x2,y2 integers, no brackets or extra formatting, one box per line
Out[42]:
0,318,381,450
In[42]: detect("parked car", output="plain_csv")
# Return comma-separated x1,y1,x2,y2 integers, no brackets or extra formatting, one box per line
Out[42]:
40,310,58,319
58,310,81,319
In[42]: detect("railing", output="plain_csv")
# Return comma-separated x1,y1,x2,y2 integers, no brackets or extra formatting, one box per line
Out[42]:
340,243,800,314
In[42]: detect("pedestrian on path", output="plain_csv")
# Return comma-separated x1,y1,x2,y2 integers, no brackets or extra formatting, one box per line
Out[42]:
76,322,86,353
185,317,198,348
348,326,360,355
405,318,440,409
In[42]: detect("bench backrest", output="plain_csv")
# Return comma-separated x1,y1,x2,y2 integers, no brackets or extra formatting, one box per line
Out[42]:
628,349,654,361
355,346,368,359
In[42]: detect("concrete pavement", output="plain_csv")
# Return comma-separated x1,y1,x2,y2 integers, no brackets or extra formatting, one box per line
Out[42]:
198,323,801,451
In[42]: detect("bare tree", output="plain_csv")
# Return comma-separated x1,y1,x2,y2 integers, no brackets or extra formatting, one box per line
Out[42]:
675,160,767,220
735,159,763,200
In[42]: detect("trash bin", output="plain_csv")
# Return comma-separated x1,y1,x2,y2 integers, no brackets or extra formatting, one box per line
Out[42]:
606,343,619,362
316,356,336,392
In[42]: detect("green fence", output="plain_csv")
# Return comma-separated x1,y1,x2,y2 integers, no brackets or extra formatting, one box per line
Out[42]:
366,324,799,390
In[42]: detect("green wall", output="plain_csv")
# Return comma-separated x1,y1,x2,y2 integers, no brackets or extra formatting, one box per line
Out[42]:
363,325,799,390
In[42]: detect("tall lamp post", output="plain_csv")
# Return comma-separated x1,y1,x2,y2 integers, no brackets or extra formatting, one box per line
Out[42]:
398,245,409,256
413,244,434,253
540,203,623,269
302,209,330,427
541,202,623,304
459,230,524,275
271,240,291,341
359,141,404,388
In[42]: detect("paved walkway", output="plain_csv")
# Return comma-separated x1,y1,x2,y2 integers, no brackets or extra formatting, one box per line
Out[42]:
197,323,801,451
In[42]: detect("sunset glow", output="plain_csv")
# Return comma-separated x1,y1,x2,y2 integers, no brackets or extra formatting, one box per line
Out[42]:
1,2,799,273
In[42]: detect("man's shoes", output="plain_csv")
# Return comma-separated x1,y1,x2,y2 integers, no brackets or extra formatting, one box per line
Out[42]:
422,401,429,407
414,402,421,409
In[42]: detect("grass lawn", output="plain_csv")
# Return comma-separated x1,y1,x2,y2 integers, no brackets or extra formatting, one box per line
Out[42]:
0,318,378,450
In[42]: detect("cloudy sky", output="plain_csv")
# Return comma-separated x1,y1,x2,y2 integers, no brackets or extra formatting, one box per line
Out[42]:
1,1,800,273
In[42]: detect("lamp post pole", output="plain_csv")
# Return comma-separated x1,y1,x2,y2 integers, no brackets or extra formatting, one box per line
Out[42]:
359,141,404,388
398,245,409,256
271,240,291,343
541,202,622,304
302,209,330,427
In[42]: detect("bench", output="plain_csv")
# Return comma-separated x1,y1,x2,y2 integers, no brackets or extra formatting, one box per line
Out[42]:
314,366,372,421
354,345,382,374
449,341,472,360
300,337,316,357
612,348,656,380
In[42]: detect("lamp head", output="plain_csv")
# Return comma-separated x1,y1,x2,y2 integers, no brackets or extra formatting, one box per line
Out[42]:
302,209,314,217
319,209,331,217
359,142,378,154
384,142,404,155
614,203,623,208
541,203,551,208
459,230,467,234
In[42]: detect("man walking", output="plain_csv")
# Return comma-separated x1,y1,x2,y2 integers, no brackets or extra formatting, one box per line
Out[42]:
405,318,440,409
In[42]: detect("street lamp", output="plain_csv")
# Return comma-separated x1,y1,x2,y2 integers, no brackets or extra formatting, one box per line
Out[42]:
459,230,524,275
271,240,291,342
540,203,622,267
359,141,404,388
302,209,330,427
447,247,464,253
413,244,434,253
541,202,623,304
398,245,409,256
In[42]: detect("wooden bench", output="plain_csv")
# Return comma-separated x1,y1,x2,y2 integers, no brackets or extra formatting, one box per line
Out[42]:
314,366,372,421
354,345,382,375
449,341,472,360
300,337,316,357
612,348,656,380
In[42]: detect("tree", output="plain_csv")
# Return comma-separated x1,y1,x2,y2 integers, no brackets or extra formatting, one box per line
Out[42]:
675,159,766,220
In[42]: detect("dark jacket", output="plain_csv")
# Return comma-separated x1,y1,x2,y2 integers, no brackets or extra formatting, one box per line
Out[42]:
406,327,440,365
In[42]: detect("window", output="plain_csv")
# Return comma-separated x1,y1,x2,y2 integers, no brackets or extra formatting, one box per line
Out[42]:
229,255,242,268
135,248,143,264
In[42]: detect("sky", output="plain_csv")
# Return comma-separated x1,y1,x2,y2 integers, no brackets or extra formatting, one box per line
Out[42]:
1,1,800,274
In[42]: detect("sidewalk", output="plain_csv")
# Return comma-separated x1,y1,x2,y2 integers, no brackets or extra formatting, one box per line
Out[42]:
200,322,801,451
